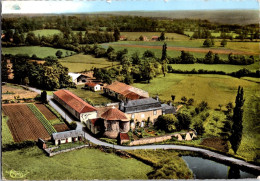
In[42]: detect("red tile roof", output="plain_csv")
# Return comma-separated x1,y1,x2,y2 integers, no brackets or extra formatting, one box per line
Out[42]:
124,91,142,100
120,133,130,140
101,107,128,121
85,82,98,87
104,81,131,95
54,90,97,114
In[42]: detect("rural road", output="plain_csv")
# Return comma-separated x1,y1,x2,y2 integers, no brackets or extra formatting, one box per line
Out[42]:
27,86,260,175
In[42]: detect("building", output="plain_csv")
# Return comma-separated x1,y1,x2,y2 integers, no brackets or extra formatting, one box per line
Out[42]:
86,106,130,139
119,97,176,128
118,133,130,145
68,73,88,85
143,36,149,41
52,130,84,145
104,81,149,102
151,36,159,41
84,82,101,92
102,107,129,139
119,35,127,41
53,90,97,123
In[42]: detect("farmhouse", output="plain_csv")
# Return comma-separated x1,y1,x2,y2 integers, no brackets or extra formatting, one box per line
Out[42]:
104,81,149,101
151,36,159,41
52,130,84,145
53,89,97,123
68,73,88,85
119,97,176,127
86,106,130,139
84,82,101,91
119,35,127,41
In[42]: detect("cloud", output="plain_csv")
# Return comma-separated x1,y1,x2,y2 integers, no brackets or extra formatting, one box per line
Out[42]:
2,1,91,14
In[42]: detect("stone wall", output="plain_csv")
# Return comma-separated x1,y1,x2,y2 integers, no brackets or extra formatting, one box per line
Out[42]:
129,135,172,146
125,109,162,123
44,145,89,156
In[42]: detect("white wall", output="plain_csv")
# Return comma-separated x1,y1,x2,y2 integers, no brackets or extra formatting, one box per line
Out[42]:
80,111,98,123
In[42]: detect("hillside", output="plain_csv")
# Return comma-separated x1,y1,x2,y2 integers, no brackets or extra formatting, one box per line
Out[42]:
94,10,259,25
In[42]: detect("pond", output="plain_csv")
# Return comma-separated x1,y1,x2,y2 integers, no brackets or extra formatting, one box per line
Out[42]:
182,156,258,179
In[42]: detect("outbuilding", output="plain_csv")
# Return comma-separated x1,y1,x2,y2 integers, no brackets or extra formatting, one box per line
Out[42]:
52,130,84,145
84,82,101,92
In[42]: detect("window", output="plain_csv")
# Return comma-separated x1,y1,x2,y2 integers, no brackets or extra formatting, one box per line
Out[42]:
153,110,157,115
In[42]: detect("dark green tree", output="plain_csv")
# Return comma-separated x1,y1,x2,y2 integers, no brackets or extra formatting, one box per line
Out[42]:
41,90,47,103
55,50,63,58
221,39,227,47
113,27,120,41
159,32,165,41
229,86,244,154
161,42,167,62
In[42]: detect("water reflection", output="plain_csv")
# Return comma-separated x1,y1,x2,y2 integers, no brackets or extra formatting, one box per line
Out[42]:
182,156,256,179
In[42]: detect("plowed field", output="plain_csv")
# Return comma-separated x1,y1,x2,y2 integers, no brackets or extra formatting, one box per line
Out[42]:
53,123,70,132
34,103,57,120
2,104,50,142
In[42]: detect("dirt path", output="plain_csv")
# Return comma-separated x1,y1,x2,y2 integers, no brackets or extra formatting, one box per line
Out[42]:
112,44,258,55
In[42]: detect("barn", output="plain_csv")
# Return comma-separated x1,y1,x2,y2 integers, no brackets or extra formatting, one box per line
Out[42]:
53,89,97,123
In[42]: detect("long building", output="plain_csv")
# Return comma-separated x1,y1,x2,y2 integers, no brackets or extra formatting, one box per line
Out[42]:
104,81,149,101
53,89,97,123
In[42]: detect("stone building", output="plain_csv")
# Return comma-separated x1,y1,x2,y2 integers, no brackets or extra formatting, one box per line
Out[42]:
84,82,101,92
119,97,176,128
104,81,149,102
102,107,130,139
53,90,97,123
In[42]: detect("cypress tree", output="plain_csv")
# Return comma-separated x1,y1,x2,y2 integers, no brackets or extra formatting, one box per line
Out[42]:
229,86,244,154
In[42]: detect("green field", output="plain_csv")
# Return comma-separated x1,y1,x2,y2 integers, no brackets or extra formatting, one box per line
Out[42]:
2,46,76,59
30,29,61,36
2,147,152,180
241,77,260,83
102,43,226,60
133,73,259,109
67,85,113,106
119,32,190,41
170,62,259,73
59,53,119,72
2,115,14,145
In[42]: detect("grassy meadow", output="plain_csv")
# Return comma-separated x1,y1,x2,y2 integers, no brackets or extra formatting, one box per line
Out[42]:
133,73,259,109
67,85,113,105
59,53,119,72
2,114,14,145
30,29,62,36
2,46,76,59
170,62,259,73
2,147,152,180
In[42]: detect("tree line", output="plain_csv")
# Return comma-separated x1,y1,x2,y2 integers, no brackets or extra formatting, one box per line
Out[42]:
2,54,73,90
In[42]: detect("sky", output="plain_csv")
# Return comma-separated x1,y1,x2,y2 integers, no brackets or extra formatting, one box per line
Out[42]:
2,0,259,14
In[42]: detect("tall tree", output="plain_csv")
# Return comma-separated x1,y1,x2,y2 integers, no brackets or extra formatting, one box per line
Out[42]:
159,32,165,41
161,42,167,62
113,27,120,41
229,86,244,154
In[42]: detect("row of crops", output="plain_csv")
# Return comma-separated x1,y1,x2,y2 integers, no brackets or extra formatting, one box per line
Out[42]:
27,104,57,135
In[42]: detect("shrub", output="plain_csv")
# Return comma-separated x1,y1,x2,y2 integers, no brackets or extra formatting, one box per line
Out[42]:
70,121,77,130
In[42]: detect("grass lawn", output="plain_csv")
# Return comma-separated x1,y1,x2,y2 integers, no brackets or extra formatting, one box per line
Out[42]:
127,149,193,179
2,147,152,180
2,114,14,145
30,29,62,36
67,85,113,106
241,77,260,83
2,46,76,59
170,62,259,73
59,53,119,72
133,73,259,109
